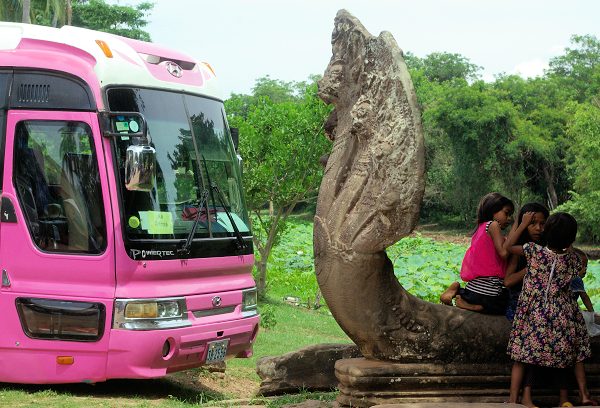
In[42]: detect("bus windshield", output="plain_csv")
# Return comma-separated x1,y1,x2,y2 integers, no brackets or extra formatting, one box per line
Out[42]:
107,88,250,241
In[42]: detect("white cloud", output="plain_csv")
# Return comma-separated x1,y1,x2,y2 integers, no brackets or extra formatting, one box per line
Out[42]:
511,59,549,78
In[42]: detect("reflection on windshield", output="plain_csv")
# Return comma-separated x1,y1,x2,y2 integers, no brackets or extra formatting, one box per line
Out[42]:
107,88,250,240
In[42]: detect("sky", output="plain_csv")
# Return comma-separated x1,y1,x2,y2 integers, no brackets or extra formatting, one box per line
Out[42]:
129,0,600,97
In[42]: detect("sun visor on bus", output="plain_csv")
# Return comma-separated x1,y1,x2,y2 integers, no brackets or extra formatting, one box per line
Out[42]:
9,71,95,110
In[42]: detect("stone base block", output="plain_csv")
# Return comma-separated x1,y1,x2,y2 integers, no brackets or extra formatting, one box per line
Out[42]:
372,405,525,408
335,358,600,407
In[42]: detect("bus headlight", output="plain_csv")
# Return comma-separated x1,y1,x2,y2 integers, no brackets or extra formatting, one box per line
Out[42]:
241,288,257,317
113,298,189,330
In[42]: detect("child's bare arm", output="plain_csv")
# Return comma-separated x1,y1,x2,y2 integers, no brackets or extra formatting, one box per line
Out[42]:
488,221,511,259
581,291,595,312
504,255,526,287
501,211,536,255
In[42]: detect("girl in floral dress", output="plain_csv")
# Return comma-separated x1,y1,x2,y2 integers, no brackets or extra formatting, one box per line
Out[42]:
506,212,591,407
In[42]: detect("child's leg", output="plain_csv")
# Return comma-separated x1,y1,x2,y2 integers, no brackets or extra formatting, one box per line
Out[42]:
509,362,525,404
455,295,484,312
521,364,536,408
554,367,573,406
575,361,596,404
521,385,534,407
440,281,460,305
559,388,571,406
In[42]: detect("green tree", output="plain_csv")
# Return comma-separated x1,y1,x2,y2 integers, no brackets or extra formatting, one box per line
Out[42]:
406,52,485,221
405,51,481,84
225,79,331,297
565,101,600,193
423,81,522,222
492,74,573,208
0,0,152,40
72,0,153,41
547,34,600,102
0,0,64,24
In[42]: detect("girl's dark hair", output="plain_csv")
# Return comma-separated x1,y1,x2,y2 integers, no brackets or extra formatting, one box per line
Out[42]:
516,202,550,245
476,192,514,225
544,212,578,250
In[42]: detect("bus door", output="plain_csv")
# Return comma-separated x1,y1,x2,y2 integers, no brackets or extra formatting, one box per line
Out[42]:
0,110,115,383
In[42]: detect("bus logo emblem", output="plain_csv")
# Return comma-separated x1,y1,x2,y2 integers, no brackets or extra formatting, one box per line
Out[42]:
165,61,182,78
212,296,222,307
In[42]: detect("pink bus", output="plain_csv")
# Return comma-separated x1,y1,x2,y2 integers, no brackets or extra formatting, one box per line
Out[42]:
0,23,259,384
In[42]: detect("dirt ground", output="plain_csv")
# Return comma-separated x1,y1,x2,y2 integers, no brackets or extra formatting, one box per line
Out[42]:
165,367,260,401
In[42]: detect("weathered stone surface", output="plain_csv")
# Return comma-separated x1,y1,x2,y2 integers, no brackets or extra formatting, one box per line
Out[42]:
372,405,525,408
314,9,512,364
281,401,332,408
257,343,361,396
335,357,600,407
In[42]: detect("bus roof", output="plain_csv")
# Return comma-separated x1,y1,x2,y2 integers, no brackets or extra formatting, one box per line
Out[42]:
0,22,222,102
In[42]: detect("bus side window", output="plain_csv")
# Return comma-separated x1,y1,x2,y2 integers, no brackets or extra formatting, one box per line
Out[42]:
13,121,106,254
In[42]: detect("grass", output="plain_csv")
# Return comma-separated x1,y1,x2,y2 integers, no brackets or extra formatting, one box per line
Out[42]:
225,297,350,381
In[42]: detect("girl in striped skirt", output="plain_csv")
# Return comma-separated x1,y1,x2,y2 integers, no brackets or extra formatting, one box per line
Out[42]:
441,192,529,314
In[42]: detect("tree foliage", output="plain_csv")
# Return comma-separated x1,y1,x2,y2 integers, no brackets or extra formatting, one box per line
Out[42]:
423,80,521,220
0,0,153,41
565,102,600,193
72,0,153,41
411,34,600,232
225,78,332,297
406,51,482,84
548,34,600,102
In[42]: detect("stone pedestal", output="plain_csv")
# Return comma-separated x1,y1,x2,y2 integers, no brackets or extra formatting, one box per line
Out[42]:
335,358,600,407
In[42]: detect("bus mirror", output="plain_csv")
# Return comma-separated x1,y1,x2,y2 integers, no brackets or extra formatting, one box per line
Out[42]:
100,112,146,138
125,144,156,191
230,127,239,151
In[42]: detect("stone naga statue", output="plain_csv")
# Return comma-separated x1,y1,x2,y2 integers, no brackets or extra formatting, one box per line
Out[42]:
314,10,511,364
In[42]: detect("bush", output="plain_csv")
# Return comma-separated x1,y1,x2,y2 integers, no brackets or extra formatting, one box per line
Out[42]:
259,304,277,329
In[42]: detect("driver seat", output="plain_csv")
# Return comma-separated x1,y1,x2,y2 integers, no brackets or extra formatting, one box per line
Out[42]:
60,153,90,251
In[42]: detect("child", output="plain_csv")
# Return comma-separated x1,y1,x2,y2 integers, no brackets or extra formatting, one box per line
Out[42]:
507,212,591,407
504,203,549,321
572,248,594,313
440,192,515,314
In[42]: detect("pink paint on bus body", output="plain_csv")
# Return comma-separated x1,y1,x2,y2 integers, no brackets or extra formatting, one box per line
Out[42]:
0,23,258,384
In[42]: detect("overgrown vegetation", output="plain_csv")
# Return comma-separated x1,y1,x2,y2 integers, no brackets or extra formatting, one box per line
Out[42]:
226,78,332,297
0,0,153,40
407,35,600,242
260,218,600,309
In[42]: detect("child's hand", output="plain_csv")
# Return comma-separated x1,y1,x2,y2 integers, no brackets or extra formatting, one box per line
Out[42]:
521,211,536,227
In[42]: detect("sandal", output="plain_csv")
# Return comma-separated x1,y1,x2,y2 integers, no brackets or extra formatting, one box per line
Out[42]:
561,403,574,407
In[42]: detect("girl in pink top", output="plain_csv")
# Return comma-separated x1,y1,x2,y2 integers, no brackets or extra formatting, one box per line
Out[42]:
441,192,526,314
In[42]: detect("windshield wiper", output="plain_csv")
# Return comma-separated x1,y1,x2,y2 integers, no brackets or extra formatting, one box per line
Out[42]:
177,188,210,257
211,182,247,251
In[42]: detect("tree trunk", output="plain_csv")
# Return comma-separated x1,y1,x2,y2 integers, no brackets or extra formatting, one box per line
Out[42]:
21,0,31,23
543,165,558,209
256,255,268,298
67,0,72,25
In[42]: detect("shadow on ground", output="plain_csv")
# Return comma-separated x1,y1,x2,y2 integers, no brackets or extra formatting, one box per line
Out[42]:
0,371,224,405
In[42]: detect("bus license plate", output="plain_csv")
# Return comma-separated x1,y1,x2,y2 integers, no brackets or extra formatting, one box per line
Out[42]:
205,339,229,363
